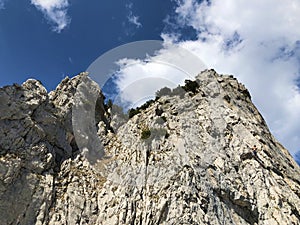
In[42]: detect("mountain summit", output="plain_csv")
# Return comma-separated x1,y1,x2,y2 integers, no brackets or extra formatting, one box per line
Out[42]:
0,69,299,225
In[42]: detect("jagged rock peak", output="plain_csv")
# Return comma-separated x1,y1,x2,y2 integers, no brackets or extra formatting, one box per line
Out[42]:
0,69,299,225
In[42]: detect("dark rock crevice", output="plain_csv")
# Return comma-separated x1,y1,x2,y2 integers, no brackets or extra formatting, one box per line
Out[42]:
214,188,259,225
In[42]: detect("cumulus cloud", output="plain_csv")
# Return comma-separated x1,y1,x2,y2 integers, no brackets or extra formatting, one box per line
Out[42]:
114,60,185,108
90,0,299,157
164,0,300,156
112,44,206,109
31,0,70,32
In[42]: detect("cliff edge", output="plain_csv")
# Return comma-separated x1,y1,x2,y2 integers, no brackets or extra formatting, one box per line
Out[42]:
0,69,299,225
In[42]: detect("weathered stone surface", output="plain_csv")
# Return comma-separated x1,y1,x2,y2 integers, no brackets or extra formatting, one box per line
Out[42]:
0,69,299,225
0,73,104,225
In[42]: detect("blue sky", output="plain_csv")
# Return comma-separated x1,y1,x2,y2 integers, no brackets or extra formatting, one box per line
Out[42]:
0,0,300,164
0,0,175,90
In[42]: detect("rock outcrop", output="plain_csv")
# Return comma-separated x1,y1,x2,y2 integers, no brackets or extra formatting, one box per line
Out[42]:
0,69,299,225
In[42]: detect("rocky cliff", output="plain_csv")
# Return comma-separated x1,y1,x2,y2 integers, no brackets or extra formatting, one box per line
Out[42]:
0,69,300,225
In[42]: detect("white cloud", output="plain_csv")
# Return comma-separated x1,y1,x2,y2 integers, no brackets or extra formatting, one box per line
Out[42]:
31,0,70,32
165,0,300,156
110,43,206,109
114,61,185,108
125,2,142,29
128,15,142,28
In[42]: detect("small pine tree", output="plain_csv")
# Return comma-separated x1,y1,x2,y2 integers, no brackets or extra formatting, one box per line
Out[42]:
155,87,172,98
141,128,151,139
182,80,199,94
128,108,141,118
139,99,155,110
171,85,185,97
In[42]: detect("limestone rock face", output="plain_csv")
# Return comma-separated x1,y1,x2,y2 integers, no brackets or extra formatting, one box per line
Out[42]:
0,69,299,225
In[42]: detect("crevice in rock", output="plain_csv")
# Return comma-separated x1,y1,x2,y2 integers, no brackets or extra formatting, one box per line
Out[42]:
214,188,259,225
157,200,169,224
291,208,300,221
270,166,284,178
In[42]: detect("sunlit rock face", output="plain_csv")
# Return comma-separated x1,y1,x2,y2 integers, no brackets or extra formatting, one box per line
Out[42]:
0,69,299,225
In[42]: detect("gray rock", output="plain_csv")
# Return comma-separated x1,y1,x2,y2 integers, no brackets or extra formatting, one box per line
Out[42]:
0,69,299,225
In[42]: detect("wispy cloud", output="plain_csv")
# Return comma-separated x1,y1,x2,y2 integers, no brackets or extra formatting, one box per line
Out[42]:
128,15,142,28
68,56,73,64
164,0,300,156
31,0,70,33
125,3,142,30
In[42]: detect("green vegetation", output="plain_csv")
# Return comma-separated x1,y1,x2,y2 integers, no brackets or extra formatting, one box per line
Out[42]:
155,79,200,99
141,127,169,140
182,79,200,94
128,108,141,118
128,99,155,119
161,116,167,122
141,127,151,139
128,79,200,119
139,99,155,110
171,85,185,98
155,87,172,98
